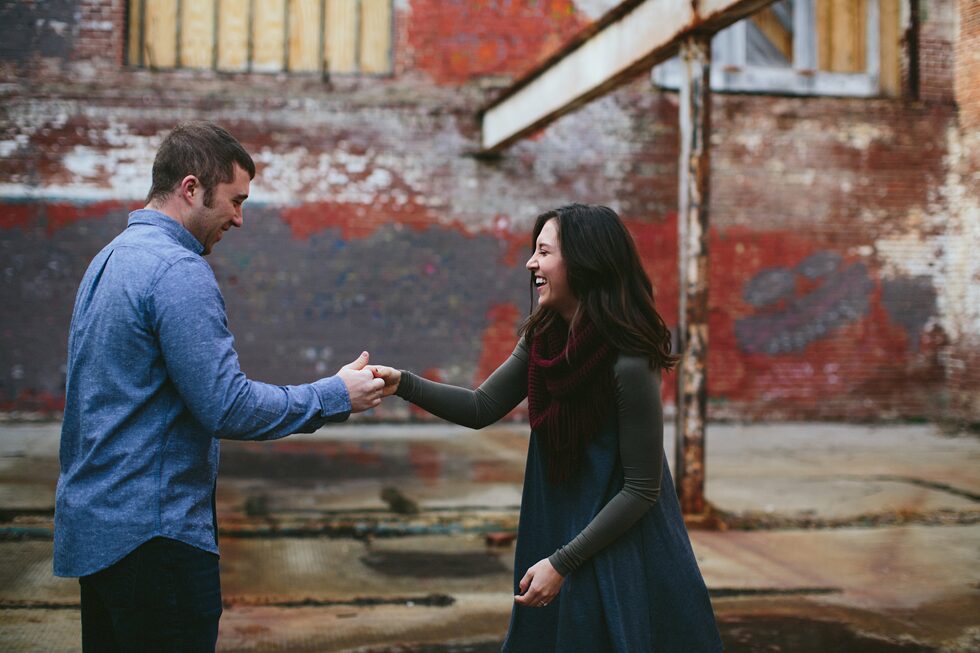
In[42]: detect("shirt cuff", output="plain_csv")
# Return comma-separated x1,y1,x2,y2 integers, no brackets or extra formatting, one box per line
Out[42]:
548,549,572,577
394,370,418,401
313,375,351,422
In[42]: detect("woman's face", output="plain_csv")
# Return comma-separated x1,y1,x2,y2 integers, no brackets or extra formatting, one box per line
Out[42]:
526,218,578,321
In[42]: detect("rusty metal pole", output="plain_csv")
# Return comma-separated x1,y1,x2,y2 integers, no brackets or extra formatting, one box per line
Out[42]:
675,33,712,515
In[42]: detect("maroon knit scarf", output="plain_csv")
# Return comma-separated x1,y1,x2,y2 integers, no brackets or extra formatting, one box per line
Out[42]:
528,315,617,484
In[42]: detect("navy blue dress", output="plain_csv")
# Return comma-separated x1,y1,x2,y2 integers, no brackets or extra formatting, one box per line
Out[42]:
503,422,724,652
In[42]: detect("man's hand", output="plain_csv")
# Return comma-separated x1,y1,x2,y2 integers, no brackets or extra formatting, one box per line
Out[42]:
337,352,385,412
370,365,401,397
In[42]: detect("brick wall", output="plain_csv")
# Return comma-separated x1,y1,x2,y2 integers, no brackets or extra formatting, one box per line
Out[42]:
919,0,958,103
0,0,974,424
955,0,980,127
73,0,125,64
945,0,980,425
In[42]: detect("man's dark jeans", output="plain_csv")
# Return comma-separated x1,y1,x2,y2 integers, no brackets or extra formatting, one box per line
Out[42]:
79,537,222,652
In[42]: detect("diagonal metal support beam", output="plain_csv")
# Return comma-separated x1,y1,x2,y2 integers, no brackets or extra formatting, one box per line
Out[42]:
480,0,776,153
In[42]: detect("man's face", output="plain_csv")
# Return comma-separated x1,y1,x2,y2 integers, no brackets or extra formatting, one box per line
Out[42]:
186,164,250,255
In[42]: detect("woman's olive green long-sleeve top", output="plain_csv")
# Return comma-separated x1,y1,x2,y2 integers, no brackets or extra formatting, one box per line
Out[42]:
395,338,664,577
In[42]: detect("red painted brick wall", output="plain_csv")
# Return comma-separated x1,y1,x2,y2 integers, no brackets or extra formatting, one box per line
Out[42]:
0,0,975,425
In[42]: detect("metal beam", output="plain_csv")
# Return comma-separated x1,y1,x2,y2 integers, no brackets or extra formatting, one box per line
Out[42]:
480,0,776,152
675,33,712,515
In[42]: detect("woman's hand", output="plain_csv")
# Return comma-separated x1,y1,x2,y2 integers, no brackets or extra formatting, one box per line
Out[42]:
370,365,402,397
514,558,564,608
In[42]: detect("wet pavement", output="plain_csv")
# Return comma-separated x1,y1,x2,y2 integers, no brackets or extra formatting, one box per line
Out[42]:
1,421,978,651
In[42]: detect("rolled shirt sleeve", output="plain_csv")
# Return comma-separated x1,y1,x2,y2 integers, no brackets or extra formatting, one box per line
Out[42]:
151,256,350,439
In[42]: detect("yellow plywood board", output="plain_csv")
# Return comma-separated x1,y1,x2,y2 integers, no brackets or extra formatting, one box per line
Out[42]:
253,0,287,72
288,0,322,71
817,0,866,73
144,0,178,68
217,0,249,71
879,0,901,97
835,0,865,73
360,0,391,74
816,0,831,70
128,0,142,65
326,0,358,73
181,0,216,68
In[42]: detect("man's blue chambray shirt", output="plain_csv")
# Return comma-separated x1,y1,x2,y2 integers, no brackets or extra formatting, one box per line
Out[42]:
54,210,351,578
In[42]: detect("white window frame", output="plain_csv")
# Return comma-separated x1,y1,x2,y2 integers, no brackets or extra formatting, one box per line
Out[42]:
651,0,882,97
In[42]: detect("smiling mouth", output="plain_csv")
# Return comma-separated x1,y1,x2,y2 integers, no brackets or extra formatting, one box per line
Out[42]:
534,276,547,290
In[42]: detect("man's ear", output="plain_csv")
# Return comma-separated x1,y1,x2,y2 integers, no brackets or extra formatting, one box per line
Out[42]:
178,175,200,204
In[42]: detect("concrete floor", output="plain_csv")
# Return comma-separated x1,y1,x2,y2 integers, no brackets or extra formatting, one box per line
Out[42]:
1,421,977,652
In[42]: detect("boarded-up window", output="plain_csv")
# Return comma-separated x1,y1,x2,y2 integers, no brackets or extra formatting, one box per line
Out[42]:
652,0,903,98
128,0,393,75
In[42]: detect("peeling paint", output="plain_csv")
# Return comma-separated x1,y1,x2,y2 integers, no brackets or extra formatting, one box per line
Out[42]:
0,1,972,421
881,276,938,351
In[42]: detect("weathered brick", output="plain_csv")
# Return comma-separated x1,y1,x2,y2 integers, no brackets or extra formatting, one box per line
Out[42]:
0,0,975,425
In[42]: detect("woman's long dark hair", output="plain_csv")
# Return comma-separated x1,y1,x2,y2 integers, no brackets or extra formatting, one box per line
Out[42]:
520,203,679,370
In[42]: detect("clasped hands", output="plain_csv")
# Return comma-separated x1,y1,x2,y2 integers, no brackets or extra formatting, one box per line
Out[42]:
334,352,401,413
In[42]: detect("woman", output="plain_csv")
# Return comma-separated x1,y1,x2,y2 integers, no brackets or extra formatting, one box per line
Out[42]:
374,204,723,652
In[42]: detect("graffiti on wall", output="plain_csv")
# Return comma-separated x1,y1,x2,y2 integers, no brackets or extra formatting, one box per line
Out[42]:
734,249,938,357
880,276,938,351
735,252,875,355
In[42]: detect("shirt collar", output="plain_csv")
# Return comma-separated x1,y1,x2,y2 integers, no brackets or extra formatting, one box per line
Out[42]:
127,209,205,255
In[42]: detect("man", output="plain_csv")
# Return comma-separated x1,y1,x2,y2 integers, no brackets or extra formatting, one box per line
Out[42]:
54,121,385,650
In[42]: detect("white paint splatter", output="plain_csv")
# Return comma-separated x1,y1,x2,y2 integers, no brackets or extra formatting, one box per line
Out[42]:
874,125,980,340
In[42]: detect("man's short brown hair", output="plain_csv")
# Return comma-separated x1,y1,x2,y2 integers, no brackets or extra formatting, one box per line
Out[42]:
145,122,256,207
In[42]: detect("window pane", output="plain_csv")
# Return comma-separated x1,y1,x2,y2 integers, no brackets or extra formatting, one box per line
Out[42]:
145,0,178,68
360,0,391,74
747,0,794,67
288,0,323,71
218,0,249,71
326,0,358,73
217,0,249,71
879,0,901,96
181,0,216,69
253,0,287,72
817,0,866,73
